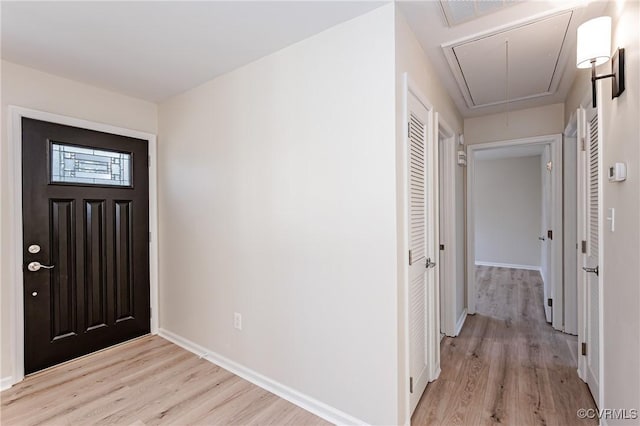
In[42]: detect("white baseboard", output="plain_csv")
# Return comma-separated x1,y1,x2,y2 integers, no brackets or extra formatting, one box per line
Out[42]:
430,366,441,382
455,309,467,336
1,376,14,391
158,328,366,426
475,261,540,271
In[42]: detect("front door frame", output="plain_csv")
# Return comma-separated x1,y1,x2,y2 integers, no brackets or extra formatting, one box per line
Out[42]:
7,106,159,387
466,134,563,330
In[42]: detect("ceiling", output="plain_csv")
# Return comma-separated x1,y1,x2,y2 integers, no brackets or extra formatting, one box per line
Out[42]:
398,0,609,117
1,1,384,102
2,1,610,114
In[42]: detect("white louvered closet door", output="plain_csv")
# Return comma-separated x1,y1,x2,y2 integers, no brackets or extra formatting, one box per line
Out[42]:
585,111,600,406
407,91,434,415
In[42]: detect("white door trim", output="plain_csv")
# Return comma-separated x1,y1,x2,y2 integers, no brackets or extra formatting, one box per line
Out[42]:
563,112,578,336
466,134,563,330
401,73,440,423
575,88,595,385
6,106,159,388
434,114,457,337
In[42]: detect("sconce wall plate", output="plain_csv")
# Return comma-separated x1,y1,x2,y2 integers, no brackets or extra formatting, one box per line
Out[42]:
611,48,625,99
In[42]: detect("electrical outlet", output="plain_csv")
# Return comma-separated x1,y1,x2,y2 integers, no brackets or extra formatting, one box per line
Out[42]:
233,312,242,330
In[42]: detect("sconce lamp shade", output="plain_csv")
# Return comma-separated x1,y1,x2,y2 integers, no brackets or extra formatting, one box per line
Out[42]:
576,16,612,68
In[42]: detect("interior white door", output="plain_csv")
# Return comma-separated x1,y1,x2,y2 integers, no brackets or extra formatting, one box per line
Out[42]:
407,91,436,414
583,110,601,406
540,146,552,322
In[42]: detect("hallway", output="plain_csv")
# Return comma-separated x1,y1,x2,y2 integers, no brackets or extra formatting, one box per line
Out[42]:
413,266,597,425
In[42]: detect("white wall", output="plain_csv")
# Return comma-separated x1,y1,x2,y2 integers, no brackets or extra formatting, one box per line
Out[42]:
474,156,542,268
601,1,640,415
395,8,465,423
158,6,398,425
565,0,640,418
464,103,565,145
0,60,158,381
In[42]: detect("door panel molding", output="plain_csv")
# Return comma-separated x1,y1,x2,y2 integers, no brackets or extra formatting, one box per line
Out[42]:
84,199,108,331
7,106,158,387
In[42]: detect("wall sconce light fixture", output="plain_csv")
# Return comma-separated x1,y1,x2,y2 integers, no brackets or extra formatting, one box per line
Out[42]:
576,16,625,108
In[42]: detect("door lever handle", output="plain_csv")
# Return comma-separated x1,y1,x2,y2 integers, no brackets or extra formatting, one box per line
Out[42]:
27,261,55,272
426,258,436,269
582,266,599,276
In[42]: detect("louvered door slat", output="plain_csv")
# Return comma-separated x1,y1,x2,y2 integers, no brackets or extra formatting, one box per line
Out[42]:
409,112,426,263
586,111,600,399
407,91,433,415
588,115,599,255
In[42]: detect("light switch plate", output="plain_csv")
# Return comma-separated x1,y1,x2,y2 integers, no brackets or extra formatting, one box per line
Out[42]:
607,208,615,232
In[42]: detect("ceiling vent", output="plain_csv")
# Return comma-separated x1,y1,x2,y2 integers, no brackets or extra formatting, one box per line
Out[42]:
441,10,573,109
439,0,523,27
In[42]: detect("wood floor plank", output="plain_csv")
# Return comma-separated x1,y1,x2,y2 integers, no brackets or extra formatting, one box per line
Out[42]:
6,346,194,425
1,335,329,426
413,266,597,426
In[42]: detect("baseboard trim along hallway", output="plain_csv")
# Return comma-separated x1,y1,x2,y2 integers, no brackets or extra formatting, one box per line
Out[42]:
455,309,468,336
475,261,541,271
157,328,366,426
0,377,13,392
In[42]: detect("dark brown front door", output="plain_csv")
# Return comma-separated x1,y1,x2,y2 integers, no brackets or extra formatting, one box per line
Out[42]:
22,118,150,374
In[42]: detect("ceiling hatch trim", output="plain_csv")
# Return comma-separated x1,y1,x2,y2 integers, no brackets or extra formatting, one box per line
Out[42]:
439,0,521,28
441,10,573,109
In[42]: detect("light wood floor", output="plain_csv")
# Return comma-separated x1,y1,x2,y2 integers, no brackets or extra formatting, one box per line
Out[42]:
1,336,329,426
412,266,597,425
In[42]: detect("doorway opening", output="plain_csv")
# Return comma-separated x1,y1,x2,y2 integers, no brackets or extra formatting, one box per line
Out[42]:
466,135,564,329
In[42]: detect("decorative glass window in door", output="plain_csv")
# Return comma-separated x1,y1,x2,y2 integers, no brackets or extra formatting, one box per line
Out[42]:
50,142,132,187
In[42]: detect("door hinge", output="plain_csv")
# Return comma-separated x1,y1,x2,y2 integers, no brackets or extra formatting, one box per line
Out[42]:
580,137,586,152
150,307,152,319
409,376,414,393
581,342,587,356
149,232,152,243
547,298,553,307
547,230,553,240
581,240,587,254
408,249,413,265
439,244,445,251
148,155,151,167
546,161,553,171
407,122,410,136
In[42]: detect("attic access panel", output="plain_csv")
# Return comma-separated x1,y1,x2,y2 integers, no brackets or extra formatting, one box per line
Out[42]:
446,11,572,108
440,0,523,27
